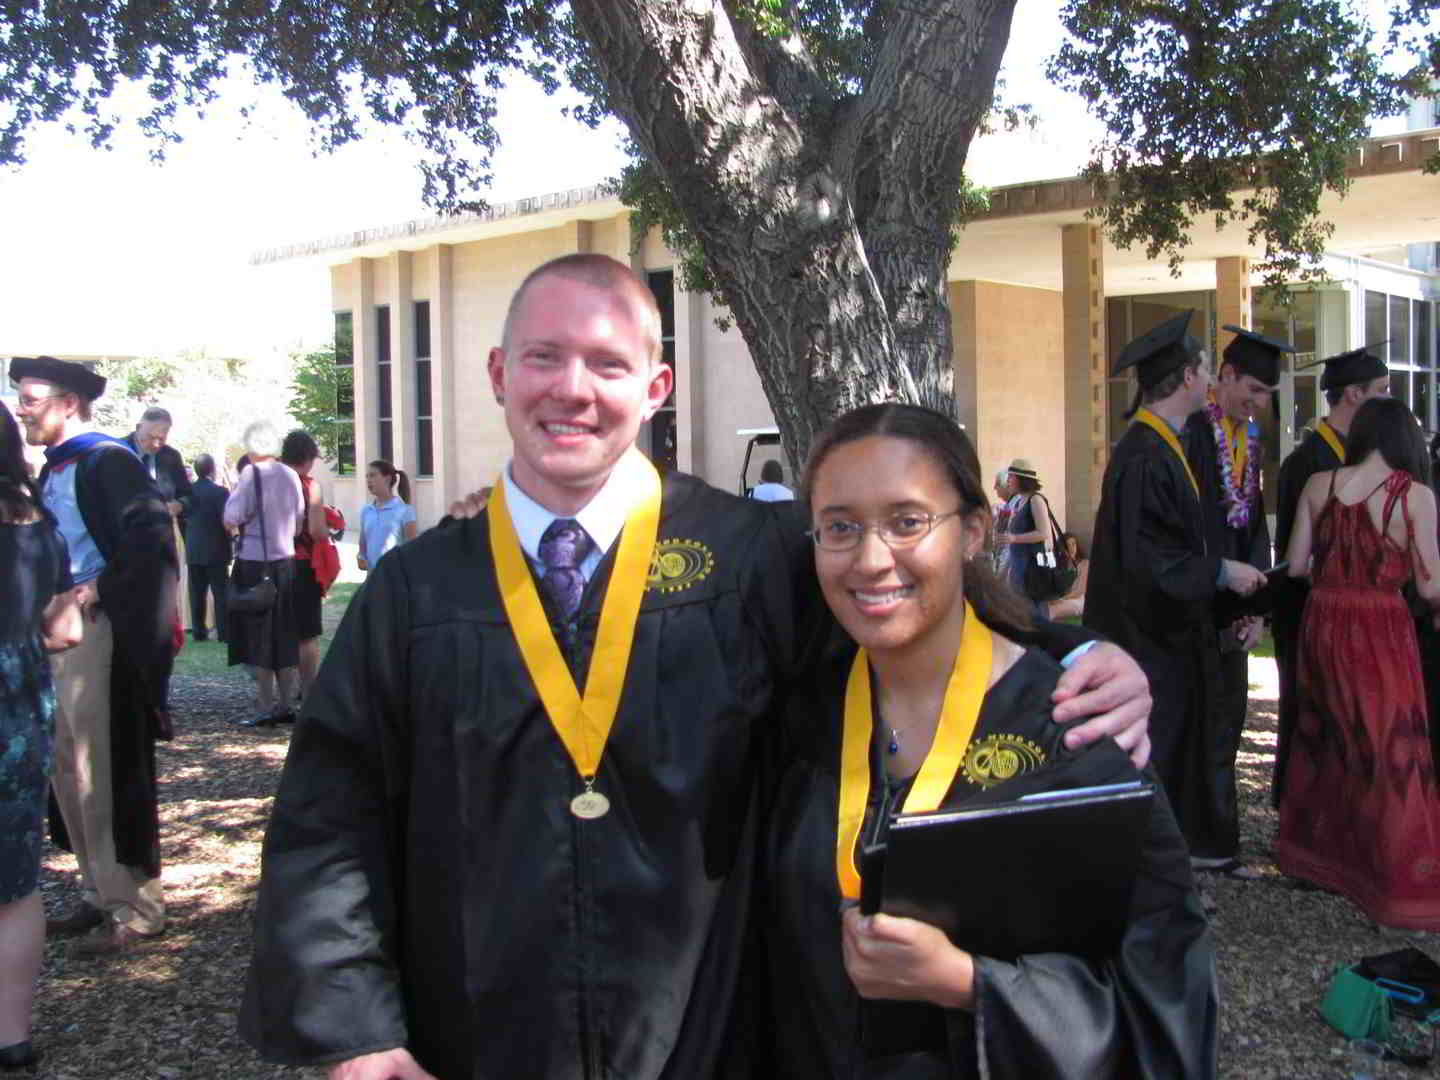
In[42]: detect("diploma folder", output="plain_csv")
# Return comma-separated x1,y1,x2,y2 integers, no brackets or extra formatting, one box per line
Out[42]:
859,780,1155,961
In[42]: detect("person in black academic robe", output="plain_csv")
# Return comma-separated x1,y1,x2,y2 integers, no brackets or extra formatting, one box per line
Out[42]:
243,474,805,1079
1183,410,1270,863
760,645,1217,1079
40,440,177,883
1085,421,1223,846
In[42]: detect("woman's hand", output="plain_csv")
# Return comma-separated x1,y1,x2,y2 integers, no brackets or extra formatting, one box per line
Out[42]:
840,906,975,1010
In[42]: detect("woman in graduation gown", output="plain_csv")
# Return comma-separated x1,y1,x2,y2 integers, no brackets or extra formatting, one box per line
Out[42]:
760,404,1217,1079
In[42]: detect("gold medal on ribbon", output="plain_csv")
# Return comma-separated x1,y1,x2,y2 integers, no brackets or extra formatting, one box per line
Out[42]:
834,602,993,900
488,454,662,821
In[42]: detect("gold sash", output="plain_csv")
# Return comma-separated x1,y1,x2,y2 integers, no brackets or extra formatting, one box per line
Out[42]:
835,602,993,900
1134,408,1200,500
1316,419,1345,464
487,457,661,787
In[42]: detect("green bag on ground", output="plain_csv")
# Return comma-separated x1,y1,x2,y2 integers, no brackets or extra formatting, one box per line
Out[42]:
1322,965,1393,1041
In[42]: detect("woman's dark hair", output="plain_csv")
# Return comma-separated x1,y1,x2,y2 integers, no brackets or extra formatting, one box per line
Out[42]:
1011,473,1041,495
0,401,44,525
1060,531,1086,560
280,429,320,467
369,458,412,504
1346,398,1431,486
803,402,1035,637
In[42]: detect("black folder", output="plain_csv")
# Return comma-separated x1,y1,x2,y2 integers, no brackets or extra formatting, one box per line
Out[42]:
859,774,1155,961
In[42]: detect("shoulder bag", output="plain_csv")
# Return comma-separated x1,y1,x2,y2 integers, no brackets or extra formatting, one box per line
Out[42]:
1022,494,1078,603
228,464,278,614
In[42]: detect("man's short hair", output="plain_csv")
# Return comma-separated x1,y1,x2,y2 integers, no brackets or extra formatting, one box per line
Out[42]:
140,406,172,426
502,254,664,365
194,453,215,479
1141,355,1203,405
760,459,784,484
1324,387,1345,408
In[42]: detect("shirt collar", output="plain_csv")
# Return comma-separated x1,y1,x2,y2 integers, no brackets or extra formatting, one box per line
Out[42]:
501,454,643,563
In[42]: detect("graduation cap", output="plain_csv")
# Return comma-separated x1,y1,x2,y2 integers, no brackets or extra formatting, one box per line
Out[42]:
1220,324,1293,389
1297,342,1389,392
8,355,106,400
1113,311,1204,389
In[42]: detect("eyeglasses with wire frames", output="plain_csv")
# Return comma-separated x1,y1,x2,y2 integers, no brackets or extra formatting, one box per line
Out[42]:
808,509,964,552
15,392,66,411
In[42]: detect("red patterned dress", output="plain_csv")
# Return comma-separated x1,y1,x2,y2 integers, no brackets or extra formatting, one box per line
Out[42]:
1277,471,1440,928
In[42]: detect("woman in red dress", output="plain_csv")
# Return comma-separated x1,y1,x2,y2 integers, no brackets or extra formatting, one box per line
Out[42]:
1279,397,1440,928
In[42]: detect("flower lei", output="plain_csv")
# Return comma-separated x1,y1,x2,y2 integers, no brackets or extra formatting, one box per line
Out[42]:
1205,395,1260,530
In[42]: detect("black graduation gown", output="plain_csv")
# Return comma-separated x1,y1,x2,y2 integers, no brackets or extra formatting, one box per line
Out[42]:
759,646,1218,1079
1270,428,1344,805
39,442,177,878
241,473,807,1080
1181,415,1271,859
1084,422,1222,851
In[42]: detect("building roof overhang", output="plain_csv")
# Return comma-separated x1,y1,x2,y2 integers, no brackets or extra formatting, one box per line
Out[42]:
254,128,1440,296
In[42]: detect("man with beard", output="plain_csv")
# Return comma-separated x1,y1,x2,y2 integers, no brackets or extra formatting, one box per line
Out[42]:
9,356,176,956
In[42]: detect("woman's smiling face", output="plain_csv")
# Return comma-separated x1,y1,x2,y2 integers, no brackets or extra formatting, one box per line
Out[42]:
809,434,986,659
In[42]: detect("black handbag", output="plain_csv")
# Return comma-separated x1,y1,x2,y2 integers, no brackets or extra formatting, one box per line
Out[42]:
228,465,277,614
1022,495,1078,603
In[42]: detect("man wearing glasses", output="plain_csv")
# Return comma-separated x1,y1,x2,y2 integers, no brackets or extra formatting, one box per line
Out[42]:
9,356,176,957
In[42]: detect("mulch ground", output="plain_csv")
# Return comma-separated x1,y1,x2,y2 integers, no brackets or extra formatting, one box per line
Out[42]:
30,656,1439,1078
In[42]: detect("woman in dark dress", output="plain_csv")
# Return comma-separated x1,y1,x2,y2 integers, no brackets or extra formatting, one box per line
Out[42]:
1279,398,1440,928
761,404,1216,1078
0,402,81,1069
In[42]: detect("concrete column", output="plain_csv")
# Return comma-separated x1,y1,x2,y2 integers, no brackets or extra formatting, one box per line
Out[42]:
1215,256,1251,358
568,219,594,253
674,282,702,475
388,251,415,475
353,258,377,473
427,244,457,507
1061,224,1106,546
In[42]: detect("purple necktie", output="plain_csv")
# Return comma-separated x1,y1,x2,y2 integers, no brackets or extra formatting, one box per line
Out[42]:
539,518,592,621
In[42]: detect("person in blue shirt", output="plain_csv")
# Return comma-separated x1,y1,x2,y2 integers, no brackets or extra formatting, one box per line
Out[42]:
358,459,417,572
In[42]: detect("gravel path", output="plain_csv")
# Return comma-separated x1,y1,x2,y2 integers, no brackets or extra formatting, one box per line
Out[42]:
31,655,1437,1078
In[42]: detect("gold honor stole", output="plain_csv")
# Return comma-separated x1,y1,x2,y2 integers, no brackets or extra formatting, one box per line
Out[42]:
487,456,662,819
1134,407,1200,500
835,601,994,900
1316,419,1345,464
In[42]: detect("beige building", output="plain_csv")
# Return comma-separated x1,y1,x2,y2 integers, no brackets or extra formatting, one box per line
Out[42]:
254,125,1440,544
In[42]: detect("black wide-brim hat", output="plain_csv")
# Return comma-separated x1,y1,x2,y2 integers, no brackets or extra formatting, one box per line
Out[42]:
8,355,106,400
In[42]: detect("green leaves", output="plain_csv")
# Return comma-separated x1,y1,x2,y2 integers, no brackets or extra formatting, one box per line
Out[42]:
1050,0,1416,286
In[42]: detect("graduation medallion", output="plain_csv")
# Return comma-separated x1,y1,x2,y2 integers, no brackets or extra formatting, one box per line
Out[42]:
571,789,611,820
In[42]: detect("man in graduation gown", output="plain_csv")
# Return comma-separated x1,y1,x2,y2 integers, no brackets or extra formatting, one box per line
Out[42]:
240,255,1156,1080
1271,344,1392,804
1086,313,1265,861
1181,326,1291,873
10,356,176,955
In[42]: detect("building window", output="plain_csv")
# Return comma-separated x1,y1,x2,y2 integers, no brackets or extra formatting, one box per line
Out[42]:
376,305,393,464
645,270,677,474
415,300,433,478
334,311,355,476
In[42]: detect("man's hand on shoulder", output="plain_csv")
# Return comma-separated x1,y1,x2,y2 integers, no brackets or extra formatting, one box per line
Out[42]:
1050,642,1152,768
448,489,489,519
328,1048,437,1080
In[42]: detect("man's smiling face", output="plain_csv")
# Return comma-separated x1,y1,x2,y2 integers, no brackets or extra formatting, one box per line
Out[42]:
487,271,672,514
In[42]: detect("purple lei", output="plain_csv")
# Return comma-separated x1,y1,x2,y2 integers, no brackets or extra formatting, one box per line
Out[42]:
1205,397,1259,530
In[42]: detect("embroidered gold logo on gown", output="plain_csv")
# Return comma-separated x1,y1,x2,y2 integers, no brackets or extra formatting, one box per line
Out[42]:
646,539,714,593
961,734,1046,788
